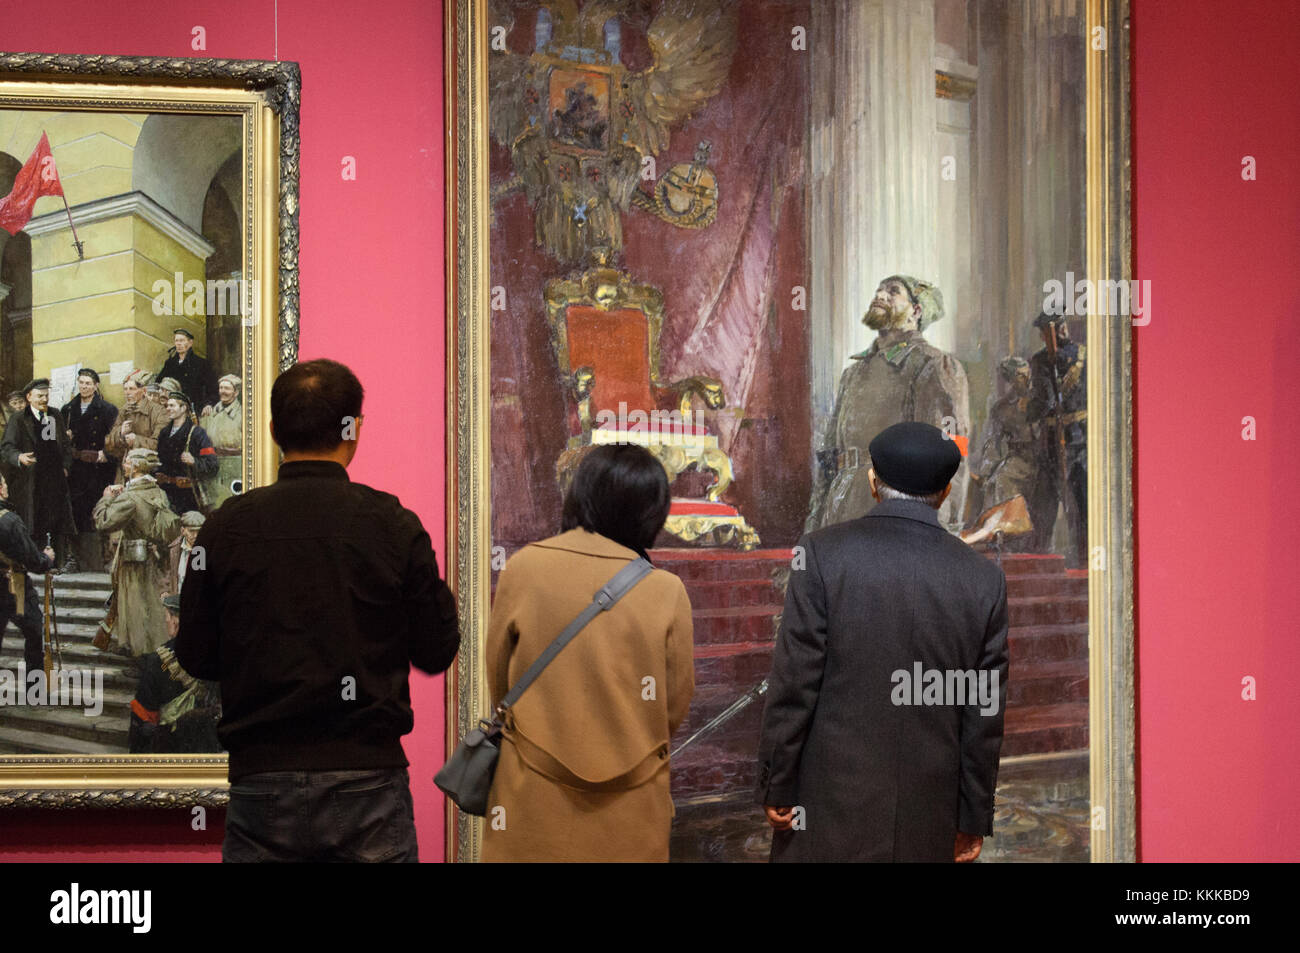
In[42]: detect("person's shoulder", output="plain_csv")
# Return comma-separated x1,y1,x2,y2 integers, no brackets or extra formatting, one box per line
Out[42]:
934,530,1005,587
913,337,967,372
345,480,427,534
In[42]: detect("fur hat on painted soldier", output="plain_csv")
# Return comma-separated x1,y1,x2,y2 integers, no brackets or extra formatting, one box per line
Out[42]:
868,421,962,496
218,374,242,392
124,369,154,389
157,377,183,396
879,275,945,330
125,448,161,473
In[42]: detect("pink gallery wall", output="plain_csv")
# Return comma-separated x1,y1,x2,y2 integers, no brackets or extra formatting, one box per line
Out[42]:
1131,0,1300,861
0,0,1297,864
0,0,448,861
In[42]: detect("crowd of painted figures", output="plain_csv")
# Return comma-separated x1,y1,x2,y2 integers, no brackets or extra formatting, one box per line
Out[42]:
0,329,236,753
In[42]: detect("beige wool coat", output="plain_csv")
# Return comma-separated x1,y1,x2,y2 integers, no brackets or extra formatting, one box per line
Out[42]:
481,528,694,863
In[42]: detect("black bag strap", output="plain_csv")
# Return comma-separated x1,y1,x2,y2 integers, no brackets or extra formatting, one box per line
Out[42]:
495,557,653,717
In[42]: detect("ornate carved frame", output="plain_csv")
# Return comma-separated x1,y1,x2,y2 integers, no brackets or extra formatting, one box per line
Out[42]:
0,52,300,808
447,0,1133,862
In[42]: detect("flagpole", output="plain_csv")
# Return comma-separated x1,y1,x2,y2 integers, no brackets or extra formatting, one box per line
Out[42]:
59,194,83,260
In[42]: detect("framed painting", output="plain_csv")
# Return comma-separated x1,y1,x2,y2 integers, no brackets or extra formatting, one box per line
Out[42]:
447,0,1133,862
0,52,299,807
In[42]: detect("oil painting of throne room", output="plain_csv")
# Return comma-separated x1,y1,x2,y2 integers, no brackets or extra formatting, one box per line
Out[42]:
451,0,1133,863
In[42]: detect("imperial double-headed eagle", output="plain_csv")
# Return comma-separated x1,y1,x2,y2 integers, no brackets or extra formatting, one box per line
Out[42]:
489,0,737,265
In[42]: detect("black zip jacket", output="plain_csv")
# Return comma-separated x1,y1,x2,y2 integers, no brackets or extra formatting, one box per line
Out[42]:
176,460,460,780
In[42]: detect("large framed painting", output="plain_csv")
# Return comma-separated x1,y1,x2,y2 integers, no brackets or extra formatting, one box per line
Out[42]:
447,0,1133,861
0,53,298,807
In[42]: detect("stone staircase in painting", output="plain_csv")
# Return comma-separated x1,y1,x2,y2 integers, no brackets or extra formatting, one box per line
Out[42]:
0,572,134,755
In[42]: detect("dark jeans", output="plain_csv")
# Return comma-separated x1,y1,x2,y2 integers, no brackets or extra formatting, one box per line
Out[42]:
223,767,419,863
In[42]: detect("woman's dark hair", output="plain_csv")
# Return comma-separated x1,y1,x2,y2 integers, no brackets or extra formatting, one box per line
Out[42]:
270,359,365,453
561,444,671,558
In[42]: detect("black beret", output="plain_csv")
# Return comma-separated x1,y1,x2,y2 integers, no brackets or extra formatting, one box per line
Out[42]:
22,378,49,395
173,328,195,339
167,390,193,409
869,421,961,496
1033,311,1065,330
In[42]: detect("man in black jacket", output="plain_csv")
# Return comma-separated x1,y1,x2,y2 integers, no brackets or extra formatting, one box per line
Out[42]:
157,329,219,416
176,358,460,862
62,368,118,572
755,421,1009,862
0,379,77,572
154,392,216,514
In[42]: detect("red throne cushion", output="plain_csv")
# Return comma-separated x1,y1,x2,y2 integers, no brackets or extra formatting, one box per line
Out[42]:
565,305,655,411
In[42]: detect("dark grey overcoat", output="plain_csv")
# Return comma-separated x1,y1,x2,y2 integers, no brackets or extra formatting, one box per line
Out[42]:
754,498,1009,862
0,406,76,541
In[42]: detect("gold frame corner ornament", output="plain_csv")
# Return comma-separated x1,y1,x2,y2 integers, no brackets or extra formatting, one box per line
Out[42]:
0,51,300,808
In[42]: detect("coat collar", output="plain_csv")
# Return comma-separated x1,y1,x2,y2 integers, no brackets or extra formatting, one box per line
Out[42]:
864,497,944,529
532,527,639,561
64,392,105,415
277,459,350,482
850,329,926,366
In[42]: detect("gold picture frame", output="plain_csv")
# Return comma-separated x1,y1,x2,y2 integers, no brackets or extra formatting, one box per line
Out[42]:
447,0,1133,862
0,52,299,807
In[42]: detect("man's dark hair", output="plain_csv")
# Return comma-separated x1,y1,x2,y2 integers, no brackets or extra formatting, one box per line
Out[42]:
270,359,365,453
561,444,670,558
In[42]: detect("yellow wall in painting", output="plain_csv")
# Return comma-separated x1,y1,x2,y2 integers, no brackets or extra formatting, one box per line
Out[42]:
2,109,230,407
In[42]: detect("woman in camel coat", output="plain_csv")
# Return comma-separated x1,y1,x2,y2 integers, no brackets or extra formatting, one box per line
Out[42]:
481,445,694,862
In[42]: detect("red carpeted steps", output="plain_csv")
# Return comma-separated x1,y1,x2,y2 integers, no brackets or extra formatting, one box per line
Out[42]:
649,547,1091,802
990,555,1090,756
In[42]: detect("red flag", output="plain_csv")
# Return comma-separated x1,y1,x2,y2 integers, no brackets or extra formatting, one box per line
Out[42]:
0,132,64,236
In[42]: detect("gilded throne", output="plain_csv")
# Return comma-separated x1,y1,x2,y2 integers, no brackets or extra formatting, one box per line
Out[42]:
544,263,759,550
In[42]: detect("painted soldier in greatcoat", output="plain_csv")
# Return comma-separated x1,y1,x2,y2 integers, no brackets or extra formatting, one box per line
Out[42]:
1026,311,1087,566
198,374,242,510
104,369,170,485
970,357,1037,513
807,276,971,532
93,448,181,656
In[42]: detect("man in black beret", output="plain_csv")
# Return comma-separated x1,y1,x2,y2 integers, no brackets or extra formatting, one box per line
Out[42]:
157,329,220,418
755,421,1009,863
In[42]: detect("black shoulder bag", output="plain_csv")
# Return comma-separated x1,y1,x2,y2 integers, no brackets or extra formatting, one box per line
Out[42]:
435,557,654,816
